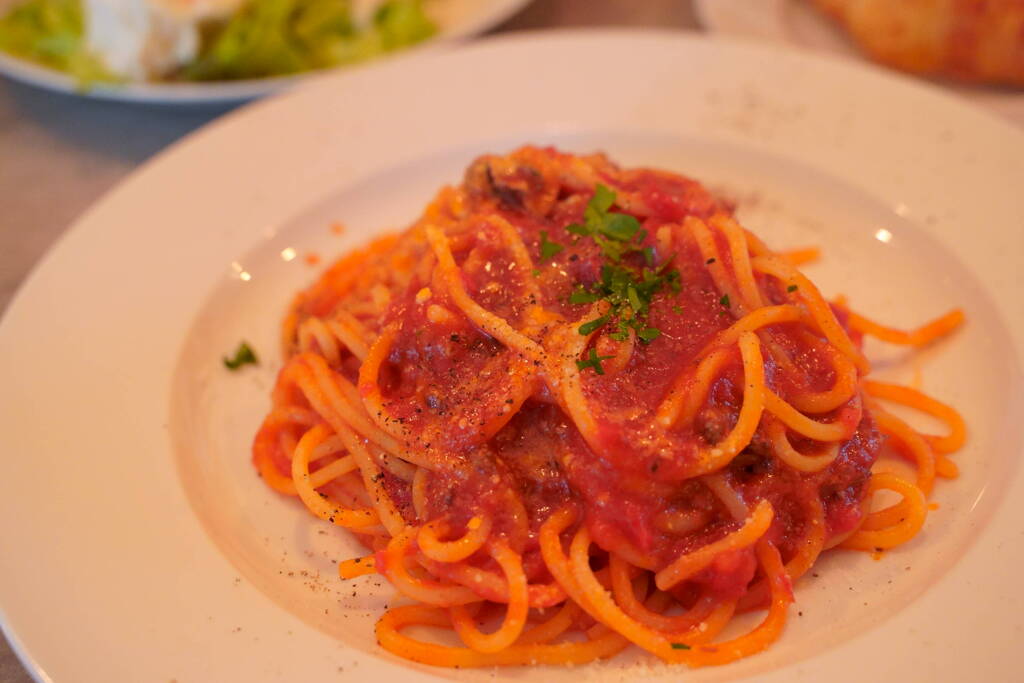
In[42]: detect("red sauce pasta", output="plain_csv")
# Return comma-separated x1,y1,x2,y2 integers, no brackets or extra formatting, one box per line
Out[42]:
252,146,965,667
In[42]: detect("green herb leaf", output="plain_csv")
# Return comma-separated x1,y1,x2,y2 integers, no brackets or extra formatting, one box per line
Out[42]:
656,255,677,275
719,294,731,308
531,268,541,277
627,285,643,312
666,270,682,293
670,642,691,650
638,327,661,342
564,184,683,345
539,230,565,261
576,347,615,375
578,314,611,336
787,284,798,292
224,341,258,370
590,184,616,213
610,321,630,342
569,286,601,304
600,213,641,241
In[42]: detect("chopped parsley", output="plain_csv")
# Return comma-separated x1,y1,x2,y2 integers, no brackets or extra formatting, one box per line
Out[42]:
787,284,798,292
539,230,565,261
637,327,661,342
578,314,611,336
568,184,681,346
569,287,602,305
575,347,615,376
223,341,258,370
670,642,691,650
531,268,541,278
719,294,731,308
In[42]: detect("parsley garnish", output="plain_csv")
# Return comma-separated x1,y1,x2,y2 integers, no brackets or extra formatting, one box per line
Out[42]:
531,268,541,278
566,184,645,262
670,643,691,650
576,347,615,375
637,327,661,342
578,314,611,336
787,284,798,292
224,341,258,370
569,286,602,305
567,185,681,344
719,294,731,308
539,230,564,261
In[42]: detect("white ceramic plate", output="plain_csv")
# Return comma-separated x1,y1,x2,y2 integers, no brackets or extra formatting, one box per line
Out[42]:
1,29,1023,683
0,0,530,104
694,0,1024,127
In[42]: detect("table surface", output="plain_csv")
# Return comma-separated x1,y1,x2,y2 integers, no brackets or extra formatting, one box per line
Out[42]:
0,1,1019,681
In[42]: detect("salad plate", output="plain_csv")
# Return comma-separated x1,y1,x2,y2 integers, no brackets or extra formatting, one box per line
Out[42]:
0,0,530,103
0,29,1022,682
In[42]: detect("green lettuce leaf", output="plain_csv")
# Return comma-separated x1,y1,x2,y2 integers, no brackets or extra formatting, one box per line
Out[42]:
187,0,436,81
0,0,436,85
0,0,116,86
185,0,306,80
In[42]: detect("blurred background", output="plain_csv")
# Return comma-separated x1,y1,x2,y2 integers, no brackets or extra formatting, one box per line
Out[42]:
0,0,1020,680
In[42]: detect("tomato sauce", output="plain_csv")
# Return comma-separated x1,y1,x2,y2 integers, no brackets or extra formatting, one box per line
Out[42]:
312,147,881,599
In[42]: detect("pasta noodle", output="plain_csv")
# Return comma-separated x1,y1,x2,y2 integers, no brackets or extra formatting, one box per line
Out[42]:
251,146,965,668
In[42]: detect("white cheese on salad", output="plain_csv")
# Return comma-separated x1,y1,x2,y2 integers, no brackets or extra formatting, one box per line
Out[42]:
83,0,245,79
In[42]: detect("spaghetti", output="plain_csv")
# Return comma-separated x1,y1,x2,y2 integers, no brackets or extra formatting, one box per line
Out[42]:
252,146,965,668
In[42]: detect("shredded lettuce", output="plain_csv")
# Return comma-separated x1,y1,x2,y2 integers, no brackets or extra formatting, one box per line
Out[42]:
0,0,434,85
0,0,115,86
186,0,436,81
374,0,435,51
